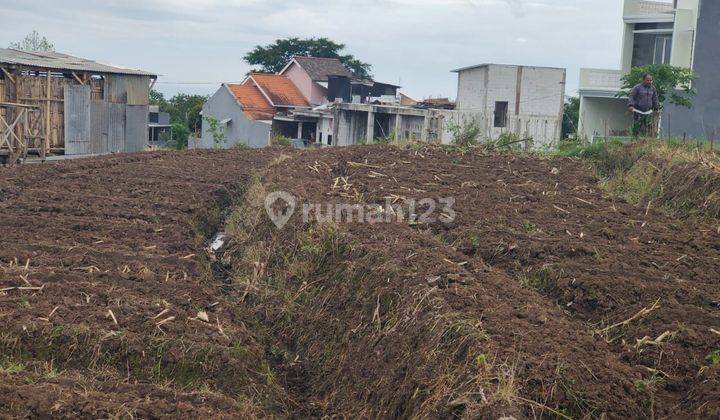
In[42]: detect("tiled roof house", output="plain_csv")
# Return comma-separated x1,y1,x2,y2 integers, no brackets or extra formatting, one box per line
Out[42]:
279,56,353,105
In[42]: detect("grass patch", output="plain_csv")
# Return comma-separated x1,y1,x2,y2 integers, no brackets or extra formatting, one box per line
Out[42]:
602,160,661,205
0,357,25,374
707,350,720,365
519,267,560,294
557,139,720,221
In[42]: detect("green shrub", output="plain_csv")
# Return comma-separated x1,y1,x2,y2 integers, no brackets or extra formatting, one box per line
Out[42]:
494,132,529,150
448,119,482,148
204,116,227,147
374,132,395,144
164,123,190,150
271,135,291,147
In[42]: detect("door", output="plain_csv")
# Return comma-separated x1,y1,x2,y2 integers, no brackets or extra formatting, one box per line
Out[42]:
64,85,91,155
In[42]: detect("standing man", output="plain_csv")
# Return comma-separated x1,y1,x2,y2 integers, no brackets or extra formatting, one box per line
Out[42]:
628,73,660,138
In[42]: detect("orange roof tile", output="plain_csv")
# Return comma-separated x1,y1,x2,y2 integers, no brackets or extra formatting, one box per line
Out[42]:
226,84,275,120
248,73,309,107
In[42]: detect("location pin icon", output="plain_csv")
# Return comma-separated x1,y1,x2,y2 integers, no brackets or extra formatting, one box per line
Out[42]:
265,191,297,229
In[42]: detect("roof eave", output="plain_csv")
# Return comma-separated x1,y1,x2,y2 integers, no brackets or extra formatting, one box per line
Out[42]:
278,58,299,76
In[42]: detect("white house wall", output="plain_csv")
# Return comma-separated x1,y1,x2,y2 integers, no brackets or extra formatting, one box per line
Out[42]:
578,97,632,141
437,110,562,149
198,86,271,149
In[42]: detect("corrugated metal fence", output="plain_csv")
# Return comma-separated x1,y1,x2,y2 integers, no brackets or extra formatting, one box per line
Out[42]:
63,76,150,155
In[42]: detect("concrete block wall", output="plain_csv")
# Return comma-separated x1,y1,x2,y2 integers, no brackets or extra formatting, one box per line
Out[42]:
455,66,487,110
483,65,519,115
519,67,565,117
435,109,561,149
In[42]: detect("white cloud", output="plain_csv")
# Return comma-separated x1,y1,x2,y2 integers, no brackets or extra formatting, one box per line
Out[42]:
0,0,625,99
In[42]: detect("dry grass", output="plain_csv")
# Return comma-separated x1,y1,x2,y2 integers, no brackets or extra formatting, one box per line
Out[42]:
218,175,607,419
583,140,720,221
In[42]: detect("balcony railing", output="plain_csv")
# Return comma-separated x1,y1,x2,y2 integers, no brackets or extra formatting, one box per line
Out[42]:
579,69,624,95
623,0,674,18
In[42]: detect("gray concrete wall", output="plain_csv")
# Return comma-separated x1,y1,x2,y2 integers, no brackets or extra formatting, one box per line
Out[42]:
199,85,271,149
663,0,720,139
455,66,488,110
397,115,425,141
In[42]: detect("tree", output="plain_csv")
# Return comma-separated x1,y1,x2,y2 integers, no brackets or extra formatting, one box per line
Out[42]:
150,90,206,135
204,116,226,148
163,123,190,150
618,64,697,138
617,64,697,109
9,30,55,52
561,96,580,139
244,37,372,79
167,93,206,134
149,90,168,109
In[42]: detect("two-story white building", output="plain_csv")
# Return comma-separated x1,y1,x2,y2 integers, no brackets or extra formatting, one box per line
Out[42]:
578,0,717,140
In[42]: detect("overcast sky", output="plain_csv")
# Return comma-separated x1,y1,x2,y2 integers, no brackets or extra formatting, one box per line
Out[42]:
0,0,627,100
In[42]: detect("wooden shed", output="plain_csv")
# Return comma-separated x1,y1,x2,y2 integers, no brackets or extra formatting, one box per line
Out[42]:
0,48,157,162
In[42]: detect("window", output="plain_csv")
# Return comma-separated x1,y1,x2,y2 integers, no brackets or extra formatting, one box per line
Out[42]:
634,22,674,31
494,101,508,128
327,134,333,145
654,36,672,64
318,132,323,144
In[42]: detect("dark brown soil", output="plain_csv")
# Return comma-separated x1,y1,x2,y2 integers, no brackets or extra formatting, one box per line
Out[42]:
0,150,291,418
1,145,718,418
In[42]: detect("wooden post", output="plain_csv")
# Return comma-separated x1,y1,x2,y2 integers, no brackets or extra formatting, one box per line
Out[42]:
22,108,28,160
44,70,50,159
711,130,716,151
71,72,84,85
14,70,22,152
366,110,374,143
604,119,609,143
394,108,401,142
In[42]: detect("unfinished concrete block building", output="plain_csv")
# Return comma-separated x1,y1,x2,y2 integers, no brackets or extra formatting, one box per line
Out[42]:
452,64,566,148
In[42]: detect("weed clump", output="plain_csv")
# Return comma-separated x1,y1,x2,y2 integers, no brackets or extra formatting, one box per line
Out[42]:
562,140,720,221
271,135,292,147
519,267,560,294
707,350,720,365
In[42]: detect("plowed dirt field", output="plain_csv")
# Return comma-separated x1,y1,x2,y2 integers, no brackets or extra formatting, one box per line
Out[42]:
1,146,718,418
